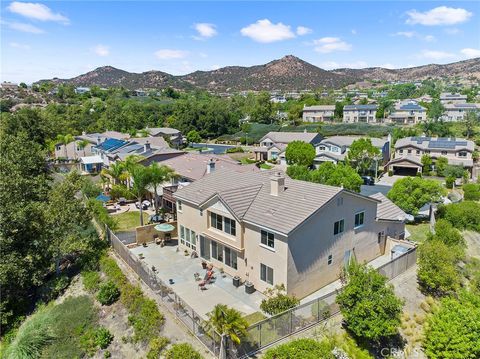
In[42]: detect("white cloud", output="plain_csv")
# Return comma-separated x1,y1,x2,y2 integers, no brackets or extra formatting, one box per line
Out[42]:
313,37,352,53
296,26,312,36
2,20,44,33
461,48,480,59
154,49,189,60
7,2,69,24
240,19,295,43
406,6,472,26
9,42,30,50
193,23,217,39
93,44,110,57
395,31,415,38
419,50,456,60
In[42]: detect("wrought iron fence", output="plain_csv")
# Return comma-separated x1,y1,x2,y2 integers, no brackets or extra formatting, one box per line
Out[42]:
107,227,416,359
107,227,222,357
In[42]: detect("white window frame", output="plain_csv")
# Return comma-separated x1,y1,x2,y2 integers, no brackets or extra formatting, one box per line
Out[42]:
177,200,183,212
261,230,275,249
354,211,365,229
334,219,345,235
260,263,274,285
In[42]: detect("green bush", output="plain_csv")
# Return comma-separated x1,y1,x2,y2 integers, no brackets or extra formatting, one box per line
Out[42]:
110,184,135,200
463,183,480,201
445,176,455,189
39,275,70,302
146,336,170,359
164,343,203,359
87,199,118,230
437,201,480,231
226,147,244,153
95,327,114,349
100,256,126,286
128,297,165,342
260,294,299,315
264,338,334,359
82,271,101,293
97,281,120,305
82,178,102,198
388,170,393,176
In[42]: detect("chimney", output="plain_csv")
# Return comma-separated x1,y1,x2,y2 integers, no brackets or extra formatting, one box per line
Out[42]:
207,158,215,174
270,172,285,196
144,141,151,153
96,136,101,145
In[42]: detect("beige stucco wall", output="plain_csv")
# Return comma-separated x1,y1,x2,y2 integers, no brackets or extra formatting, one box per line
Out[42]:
136,221,178,244
285,192,381,298
55,141,94,160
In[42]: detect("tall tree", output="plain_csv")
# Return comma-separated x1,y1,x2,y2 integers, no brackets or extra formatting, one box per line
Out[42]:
148,163,177,215
285,141,316,167
250,92,273,124
346,138,381,175
463,110,479,139
130,164,152,226
206,304,249,350
427,99,445,121
336,261,403,342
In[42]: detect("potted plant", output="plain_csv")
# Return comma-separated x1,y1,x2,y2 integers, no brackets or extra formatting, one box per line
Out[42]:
219,267,226,278
138,253,144,260
184,249,189,256
201,260,207,269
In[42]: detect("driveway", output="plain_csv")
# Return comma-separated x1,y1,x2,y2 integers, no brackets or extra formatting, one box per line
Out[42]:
377,174,405,186
360,184,392,197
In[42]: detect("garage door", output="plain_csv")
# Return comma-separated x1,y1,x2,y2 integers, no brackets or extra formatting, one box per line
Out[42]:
393,166,418,176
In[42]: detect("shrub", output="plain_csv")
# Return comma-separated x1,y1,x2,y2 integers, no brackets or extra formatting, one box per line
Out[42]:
388,170,393,176
164,343,203,359
104,350,111,358
97,281,120,305
82,271,101,293
428,219,465,248
146,336,170,359
39,275,70,302
95,327,114,349
264,338,334,359
463,183,480,201
445,176,455,189
437,201,480,231
128,298,165,342
416,171,422,178
260,293,299,315
100,256,126,286
226,147,244,153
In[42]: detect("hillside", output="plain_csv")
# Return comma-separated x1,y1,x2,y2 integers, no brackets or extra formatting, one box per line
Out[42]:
37,56,480,91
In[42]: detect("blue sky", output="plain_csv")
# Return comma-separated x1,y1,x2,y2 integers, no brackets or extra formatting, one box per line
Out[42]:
1,1,480,83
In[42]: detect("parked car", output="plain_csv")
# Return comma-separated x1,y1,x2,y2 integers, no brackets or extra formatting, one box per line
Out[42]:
148,214,164,224
118,197,127,206
135,200,151,210
361,176,374,185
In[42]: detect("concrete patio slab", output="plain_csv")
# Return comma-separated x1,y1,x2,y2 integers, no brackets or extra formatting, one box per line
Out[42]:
129,244,265,320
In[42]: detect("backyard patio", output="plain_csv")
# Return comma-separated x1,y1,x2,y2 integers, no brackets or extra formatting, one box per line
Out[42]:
129,242,265,320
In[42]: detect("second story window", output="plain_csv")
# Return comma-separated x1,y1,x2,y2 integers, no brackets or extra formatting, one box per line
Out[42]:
441,151,447,155
261,230,275,248
210,212,223,231
224,217,236,236
177,200,182,211
354,211,365,228
399,149,404,154
334,219,345,235
458,151,467,157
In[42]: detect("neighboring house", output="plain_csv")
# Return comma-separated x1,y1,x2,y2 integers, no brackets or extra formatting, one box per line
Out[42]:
343,105,377,123
270,95,286,103
80,155,103,173
174,169,406,298
146,127,183,147
314,136,390,167
54,140,95,160
386,136,474,176
75,87,90,94
302,105,336,122
440,92,468,104
441,103,480,122
388,101,426,125
255,131,322,163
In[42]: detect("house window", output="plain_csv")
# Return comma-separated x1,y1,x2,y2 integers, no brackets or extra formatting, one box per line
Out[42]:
199,209,203,216
224,247,238,269
210,212,223,231
407,149,412,154
224,217,236,236
319,146,326,151
177,200,183,211
261,230,275,248
211,241,217,259
458,151,467,157
180,225,185,245
354,211,365,228
425,150,430,154
399,149,404,154
211,241,223,262
334,219,345,235
327,254,333,265
378,232,384,244
260,263,274,285
416,150,420,154
441,151,447,155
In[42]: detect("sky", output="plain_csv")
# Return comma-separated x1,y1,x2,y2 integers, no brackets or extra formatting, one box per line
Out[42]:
1,1,480,83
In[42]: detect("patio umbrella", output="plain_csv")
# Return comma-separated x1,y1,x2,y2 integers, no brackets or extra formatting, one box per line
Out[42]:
95,194,111,202
154,223,175,232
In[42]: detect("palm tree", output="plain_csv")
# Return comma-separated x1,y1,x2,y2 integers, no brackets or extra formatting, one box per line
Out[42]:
100,162,125,187
56,134,75,159
130,164,151,226
148,162,177,215
77,139,90,157
206,304,249,355
122,155,143,189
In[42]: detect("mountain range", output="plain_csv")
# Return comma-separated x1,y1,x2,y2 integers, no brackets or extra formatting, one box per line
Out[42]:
39,55,480,92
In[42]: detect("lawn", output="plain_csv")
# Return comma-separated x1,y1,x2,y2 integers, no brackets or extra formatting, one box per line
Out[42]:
243,311,267,326
406,222,431,243
113,211,149,232
260,163,274,170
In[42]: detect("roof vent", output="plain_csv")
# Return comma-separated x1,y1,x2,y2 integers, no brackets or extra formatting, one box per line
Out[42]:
207,158,215,174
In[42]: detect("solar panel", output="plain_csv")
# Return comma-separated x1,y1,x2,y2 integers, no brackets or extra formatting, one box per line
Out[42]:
428,142,456,149
97,138,127,151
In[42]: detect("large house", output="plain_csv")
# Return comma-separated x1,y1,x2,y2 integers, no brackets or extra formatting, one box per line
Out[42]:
440,93,468,104
386,137,474,176
343,105,377,123
146,127,183,147
388,101,426,125
254,131,322,163
302,105,336,122
314,136,390,166
441,103,480,122
174,169,406,298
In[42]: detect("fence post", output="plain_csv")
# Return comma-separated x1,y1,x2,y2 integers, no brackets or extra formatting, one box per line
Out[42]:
290,310,293,335
317,298,320,321
258,323,262,350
